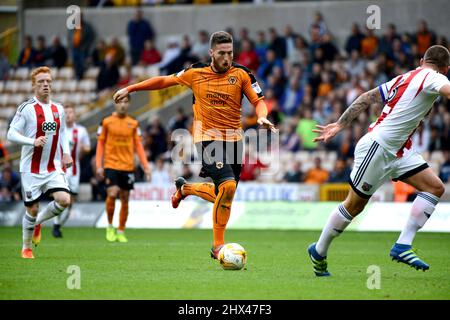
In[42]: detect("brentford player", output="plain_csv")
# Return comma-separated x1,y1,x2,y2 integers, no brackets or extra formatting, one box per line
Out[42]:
52,103,91,238
7,66,73,259
308,45,450,275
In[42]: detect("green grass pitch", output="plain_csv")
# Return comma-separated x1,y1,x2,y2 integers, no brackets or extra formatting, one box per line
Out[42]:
0,227,449,300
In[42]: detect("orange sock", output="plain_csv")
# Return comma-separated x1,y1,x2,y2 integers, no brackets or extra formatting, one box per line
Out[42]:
106,196,115,225
182,182,216,203
118,199,129,231
212,180,236,247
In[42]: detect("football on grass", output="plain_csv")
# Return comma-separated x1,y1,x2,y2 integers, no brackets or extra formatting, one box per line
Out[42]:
218,243,247,270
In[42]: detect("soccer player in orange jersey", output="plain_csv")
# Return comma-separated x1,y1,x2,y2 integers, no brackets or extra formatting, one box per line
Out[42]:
96,95,151,243
113,31,277,258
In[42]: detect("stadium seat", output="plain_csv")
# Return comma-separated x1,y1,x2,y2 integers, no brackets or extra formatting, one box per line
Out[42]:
13,67,30,80
18,80,32,93
0,80,4,92
52,79,64,92
4,80,20,93
131,66,146,79
78,79,96,92
58,67,74,80
85,67,100,79
62,79,77,92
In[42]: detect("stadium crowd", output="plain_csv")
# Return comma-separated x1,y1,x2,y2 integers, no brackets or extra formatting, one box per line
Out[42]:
1,10,450,202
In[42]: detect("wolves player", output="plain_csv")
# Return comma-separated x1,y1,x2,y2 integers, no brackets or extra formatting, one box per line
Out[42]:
308,45,450,276
52,103,91,238
7,66,73,259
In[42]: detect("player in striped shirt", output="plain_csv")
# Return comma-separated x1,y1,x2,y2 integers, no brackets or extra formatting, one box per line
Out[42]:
7,66,73,259
308,45,450,276
52,103,91,238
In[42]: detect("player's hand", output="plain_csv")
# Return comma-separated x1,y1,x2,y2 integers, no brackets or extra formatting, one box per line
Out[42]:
97,167,105,180
144,167,152,182
34,136,47,147
257,117,278,133
313,122,343,143
113,87,129,103
62,153,73,169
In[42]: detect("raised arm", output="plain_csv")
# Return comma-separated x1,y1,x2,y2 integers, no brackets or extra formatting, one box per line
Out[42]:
113,76,179,102
313,87,382,142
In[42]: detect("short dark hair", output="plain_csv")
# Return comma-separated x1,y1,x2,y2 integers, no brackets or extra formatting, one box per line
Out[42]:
209,31,233,49
424,45,450,69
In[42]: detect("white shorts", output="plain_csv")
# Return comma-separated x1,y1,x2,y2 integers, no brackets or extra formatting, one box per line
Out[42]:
21,171,70,206
350,134,428,198
67,172,80,195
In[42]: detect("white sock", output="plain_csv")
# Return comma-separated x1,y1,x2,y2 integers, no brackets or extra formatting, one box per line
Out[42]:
397,192,439,245
54,206,71,226
36,201,65,225
316,204,353,257
22,212,36,250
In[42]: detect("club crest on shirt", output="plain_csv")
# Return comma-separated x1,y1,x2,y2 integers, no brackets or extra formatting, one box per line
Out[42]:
228,76,237,85
216,162,224,169
26,191,32,199
362,182,373,192
53,112,59,119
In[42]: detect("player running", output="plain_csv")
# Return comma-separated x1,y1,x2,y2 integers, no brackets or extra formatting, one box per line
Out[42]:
96,94,151,243
7,66,73,259
308,45,450,276
113,31,277,259
52,103,91,238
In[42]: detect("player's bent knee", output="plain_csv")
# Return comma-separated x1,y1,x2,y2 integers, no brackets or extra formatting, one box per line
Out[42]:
56,195,71,208
431,181,445,198
219,180,237,201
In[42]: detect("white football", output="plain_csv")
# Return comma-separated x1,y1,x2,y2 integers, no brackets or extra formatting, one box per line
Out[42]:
218,243,247,270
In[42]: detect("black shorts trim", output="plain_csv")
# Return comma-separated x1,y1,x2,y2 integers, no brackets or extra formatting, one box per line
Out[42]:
23,188,70,207
392,163,429,182
348,179,372,199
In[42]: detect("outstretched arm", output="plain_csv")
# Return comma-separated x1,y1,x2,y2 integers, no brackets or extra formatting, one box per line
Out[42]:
113,76,179,102
254,100,278,133
313,87,382,142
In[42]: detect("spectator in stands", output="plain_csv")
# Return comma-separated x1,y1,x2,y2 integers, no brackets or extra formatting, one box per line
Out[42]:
296,108,318,151
191,30,210,63
439,150,450,183
283,25,299,60
304,157,329,184
140,39,161,65
127,8,155,66
319,33,339,62
279,78,303,116
91,39,107,67
96,52,120,95
257,49,283,86
158,37,181,75
34,35,50,67
68,14,96,80
240,146,267,182
236,39,259,73
0,48,9,80
283,161,304,183
151,156,171,185
288,36,309,66
236,27,254,56
168,108,188,132
268,27,287,60
106,38,126,66
393,181,417,202
281,121,301,152
17,35,36,67
361,27,378,59
0,139,9,165
309,11,328,39
428,126,444,153
146,117,168,162
415,20,436,56
345,23,364,55
378,23,399,60
345,50,366,77
254,30,268,64
0,165,21,202
49,36,68,68
328,158,351,183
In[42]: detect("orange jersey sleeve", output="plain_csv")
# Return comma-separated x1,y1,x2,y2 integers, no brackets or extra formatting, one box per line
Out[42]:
134,127,149,170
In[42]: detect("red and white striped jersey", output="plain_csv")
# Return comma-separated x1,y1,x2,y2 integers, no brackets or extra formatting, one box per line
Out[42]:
66,124,90,177
368,67,450,157
10,97,69,174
